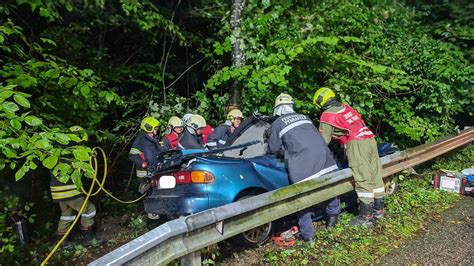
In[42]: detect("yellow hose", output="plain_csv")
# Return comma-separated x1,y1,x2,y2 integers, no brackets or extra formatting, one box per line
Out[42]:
41,147,146,264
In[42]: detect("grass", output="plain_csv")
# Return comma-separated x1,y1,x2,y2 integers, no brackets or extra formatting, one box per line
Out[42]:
261,145,472,264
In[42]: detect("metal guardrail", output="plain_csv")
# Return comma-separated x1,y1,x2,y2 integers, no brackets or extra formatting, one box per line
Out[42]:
90,128,473,265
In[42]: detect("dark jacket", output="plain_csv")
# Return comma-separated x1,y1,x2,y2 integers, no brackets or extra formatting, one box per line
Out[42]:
267,112,338,184
207,123,231,149
178,129,205,149
50,175,82,203
129,132,166,171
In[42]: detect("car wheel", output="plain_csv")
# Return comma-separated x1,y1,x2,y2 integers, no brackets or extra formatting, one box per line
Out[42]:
384,177,398,196
231,194,273,247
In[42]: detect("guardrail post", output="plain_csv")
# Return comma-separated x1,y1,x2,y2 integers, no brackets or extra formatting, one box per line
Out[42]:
180,251,201,266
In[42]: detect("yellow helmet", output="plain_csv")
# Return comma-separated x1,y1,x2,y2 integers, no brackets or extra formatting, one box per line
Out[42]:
186,114,206,130
274,93,294,108
227,109,243,122
69,126,88,142
313,87,336,108
140,116,160,133
168,116,184,128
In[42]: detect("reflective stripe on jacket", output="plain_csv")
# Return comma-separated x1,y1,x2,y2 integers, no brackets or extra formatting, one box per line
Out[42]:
267,112,338,184
50,180,82,202
207,123,231,149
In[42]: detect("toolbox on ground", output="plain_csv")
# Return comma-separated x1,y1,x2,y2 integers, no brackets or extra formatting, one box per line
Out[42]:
433,169,474,195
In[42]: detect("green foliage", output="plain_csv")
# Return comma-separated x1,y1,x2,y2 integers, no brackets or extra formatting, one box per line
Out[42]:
0,16,119,184
0,191,35,254
203,0,473,146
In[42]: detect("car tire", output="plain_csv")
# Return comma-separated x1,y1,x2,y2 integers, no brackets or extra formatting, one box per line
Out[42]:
384,177,399,196
230,194,273,247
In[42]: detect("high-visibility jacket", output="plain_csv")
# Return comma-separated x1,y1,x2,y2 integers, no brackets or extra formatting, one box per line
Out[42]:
50,176,82,202
320,104,374,144
129,132,166,179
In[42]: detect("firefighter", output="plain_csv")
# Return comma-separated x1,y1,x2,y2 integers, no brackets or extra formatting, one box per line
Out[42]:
162,116,184,150
207,109,244,149
129,116,166,227
313,87,385,227
178,114,207,149
267,93,341,243
51,126,103,247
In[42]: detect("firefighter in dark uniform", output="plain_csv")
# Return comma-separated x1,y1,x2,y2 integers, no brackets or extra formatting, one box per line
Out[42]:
313,87,385,227
51,126,102,247
129,116,166,227
207,109,243,149
267,93,341,243
162,116,184,150
178,114,207,149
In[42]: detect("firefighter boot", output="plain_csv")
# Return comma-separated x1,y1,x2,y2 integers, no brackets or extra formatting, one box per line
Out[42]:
373,198,385,221
326,215,339,228
81,227,105,247
349,202,374,227
56,233,74,250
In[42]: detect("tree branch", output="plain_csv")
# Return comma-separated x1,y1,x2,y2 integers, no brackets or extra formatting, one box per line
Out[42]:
165,58,204,90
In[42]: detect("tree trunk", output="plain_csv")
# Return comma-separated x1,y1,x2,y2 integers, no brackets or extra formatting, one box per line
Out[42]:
229,0,246,109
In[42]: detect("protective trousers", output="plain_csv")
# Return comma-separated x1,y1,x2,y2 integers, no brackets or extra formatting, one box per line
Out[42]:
297,197,340,241
57,197,96,234
346,138,385,204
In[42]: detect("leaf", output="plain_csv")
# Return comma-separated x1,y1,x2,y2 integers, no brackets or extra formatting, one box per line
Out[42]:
42,155,59,169
43,68,60,79
0,90,15,99
15,164,28,181
55,133,70,145
4,147,17,158
34,139,51,149
9,119,21,130
53,163,72,181
73,148,90,161
67,134,82,142
71,169,83,189
2,101,19,113
29,161,37,170
80,85,90,97
40,38,57,46
24,116,42,126
13,94,30,108
39,7,51,19
105,92,114,103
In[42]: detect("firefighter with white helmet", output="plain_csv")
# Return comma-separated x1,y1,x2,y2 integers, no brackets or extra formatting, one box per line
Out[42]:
207,109,244,149
178,114,207,149
162,116,184,150
267,93,341,243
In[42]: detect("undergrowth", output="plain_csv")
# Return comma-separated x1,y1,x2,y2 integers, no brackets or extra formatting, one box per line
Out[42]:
262,145,472,264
